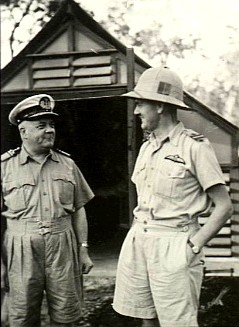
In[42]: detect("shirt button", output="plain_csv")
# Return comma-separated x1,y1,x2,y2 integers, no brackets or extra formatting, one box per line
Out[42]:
45,208,49,212
43,192,47,196
42,179,45,182
144,221,147,224
147,185,151,188
144,228,147,232
182,226,189,232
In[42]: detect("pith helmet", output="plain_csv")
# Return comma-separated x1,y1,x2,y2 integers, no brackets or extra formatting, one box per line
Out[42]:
123,66,189,110
9,94,58,125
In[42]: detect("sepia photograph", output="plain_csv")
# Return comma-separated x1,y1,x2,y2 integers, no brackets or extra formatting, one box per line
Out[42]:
1,0,239,326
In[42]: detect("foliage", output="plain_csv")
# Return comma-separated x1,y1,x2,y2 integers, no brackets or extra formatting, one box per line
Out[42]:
1,0,238,125
1,0,60,57
99,2,239,126
186,46,239,125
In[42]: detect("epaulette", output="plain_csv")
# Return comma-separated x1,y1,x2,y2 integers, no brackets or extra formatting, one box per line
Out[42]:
55,149,71,157
183,129,206,142
1,147,21,162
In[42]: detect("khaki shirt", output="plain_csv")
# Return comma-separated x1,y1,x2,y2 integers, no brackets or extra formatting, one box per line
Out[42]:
1,147,94,220
132,122,225,227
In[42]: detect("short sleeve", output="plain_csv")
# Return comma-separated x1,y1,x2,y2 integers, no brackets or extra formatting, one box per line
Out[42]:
72,163,94,210
192,141,225,191
131,142,148,184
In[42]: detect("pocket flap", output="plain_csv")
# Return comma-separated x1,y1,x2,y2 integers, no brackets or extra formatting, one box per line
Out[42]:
52,173,75,185
3,177,35,191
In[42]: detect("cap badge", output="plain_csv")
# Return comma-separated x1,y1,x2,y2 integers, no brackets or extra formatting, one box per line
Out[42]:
39,97,51,110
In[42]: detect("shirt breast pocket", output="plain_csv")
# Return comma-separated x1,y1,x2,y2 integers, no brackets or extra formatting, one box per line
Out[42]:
154,164,186,199
3,178,35,212
52,173,75,204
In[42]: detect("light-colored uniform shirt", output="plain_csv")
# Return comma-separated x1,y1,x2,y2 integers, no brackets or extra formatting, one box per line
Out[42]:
1,147,94,220
131,122,225,227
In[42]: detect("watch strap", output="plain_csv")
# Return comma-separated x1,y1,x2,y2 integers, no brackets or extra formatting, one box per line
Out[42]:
187,239,200,253
187,239,195,248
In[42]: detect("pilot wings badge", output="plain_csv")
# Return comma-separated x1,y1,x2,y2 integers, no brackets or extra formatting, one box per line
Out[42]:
165,154,185,165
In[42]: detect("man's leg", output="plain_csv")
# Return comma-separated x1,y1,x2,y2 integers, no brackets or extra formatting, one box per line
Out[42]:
46,231,82,325
6,234,44,327
148,234,203,327
142,318,160,327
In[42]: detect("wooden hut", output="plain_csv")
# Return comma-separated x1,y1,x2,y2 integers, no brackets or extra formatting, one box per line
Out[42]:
1,0,238,276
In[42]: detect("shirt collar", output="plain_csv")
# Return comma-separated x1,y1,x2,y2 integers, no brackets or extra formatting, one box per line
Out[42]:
168,121,185,146
149,121,185,147
50,150,59,162
19,146,59,164
19,146,30,164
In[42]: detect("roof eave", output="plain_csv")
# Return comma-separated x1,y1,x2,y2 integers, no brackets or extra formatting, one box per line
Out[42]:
1,0,150,85
184,90,238,132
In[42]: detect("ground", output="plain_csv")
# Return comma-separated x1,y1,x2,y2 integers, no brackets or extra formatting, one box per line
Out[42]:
40,276,239,327
2,232,239,326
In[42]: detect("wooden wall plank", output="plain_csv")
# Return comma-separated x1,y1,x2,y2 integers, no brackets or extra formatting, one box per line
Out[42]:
33,69,70,79
217,227,232,235
32,58,69,69
34,79,70,88
73,76,112,86
230,166,239,257
207,237,231,246
73,56,111,66
73,66,112,76
204,248,232,256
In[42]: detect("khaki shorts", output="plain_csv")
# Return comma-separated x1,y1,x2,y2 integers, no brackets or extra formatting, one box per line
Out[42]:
113,220,204,327
5,219,82,326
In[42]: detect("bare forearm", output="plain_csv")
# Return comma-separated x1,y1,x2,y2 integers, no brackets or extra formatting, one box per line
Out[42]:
191,204,232,248
71,207,88,245
71,207,93,274
191,184,233,248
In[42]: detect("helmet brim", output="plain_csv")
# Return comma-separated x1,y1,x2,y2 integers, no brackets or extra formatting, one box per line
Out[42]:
122,90,190,110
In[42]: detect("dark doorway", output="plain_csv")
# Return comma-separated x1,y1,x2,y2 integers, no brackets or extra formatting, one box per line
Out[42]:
56,97,129,245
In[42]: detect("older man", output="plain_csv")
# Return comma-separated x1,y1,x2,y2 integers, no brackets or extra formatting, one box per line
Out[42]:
1,94,94,327
113,67,233,327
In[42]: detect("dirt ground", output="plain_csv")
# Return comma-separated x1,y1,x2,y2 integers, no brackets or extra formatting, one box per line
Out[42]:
2,227,239,327
39,276,239,327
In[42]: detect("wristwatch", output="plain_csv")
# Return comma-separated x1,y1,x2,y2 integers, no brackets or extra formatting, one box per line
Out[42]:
79,241,89,248
187,239,200,254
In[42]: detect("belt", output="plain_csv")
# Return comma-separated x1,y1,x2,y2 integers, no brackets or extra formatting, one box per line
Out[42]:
7,216,72,236
134,217,200,233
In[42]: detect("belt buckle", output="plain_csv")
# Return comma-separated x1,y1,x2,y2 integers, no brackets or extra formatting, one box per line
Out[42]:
38,222,51,235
